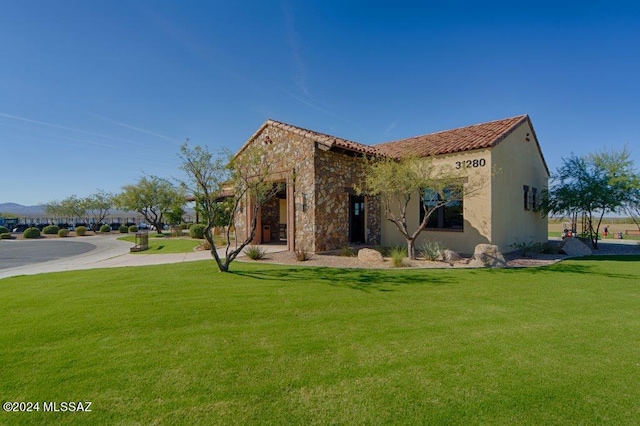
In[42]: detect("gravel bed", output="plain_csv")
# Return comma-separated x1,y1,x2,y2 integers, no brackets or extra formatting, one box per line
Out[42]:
238,240,639,270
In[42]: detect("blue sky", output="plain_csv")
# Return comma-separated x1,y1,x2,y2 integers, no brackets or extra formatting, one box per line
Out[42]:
1,1,639,206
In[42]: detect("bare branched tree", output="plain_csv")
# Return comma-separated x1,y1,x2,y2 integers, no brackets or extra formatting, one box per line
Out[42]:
179,143,280,272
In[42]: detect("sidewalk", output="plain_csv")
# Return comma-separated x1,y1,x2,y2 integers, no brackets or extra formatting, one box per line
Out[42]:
0,235,287,280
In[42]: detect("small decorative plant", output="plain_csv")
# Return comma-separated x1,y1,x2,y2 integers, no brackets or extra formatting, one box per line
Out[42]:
244,245,267,260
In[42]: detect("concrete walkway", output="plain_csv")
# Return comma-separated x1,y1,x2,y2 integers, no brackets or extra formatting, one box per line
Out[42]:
0,234,287,280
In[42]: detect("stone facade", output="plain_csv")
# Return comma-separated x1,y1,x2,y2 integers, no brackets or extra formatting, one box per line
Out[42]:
234,122,381,253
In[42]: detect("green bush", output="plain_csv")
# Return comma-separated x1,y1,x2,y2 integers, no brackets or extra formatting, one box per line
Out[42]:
419,240,445,261
0,226,9,234
58,229,69,238
43,225,60,235
1,233,12,240
119,225,129,233
244,245,267,260
23,227,41,239
99,224,111,233
189,224,206,239
180,223,189,230
389,246,408,268
340,246,356,257
128,225,138,233
75,226,87,236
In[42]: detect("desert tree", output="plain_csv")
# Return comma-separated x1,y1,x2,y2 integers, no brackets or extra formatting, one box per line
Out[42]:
356,155,489,259
83,189,115,229
540,146,638,248
115,175,185,235
44,195,86,224
179,143,280,272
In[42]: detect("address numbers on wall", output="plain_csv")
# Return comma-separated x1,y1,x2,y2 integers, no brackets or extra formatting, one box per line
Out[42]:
455,159,486,169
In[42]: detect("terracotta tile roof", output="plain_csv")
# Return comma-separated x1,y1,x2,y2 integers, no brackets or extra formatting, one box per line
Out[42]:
264,119,383,156
374,114,530,158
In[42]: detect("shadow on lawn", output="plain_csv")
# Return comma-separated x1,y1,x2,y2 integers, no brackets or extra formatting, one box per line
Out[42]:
497,254,640,281
233,267,455,292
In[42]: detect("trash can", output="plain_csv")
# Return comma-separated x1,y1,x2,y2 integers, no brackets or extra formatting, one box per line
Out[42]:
262,225,271,243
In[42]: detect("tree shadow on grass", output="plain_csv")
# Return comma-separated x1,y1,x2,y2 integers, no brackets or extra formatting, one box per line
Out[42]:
233,267,456,292
497,255,640,281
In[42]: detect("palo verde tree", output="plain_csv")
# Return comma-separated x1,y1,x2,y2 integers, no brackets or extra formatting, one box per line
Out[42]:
45,195,86,224
540,146,639,249
115,175,185,235
356,155,489,259
83,190,114,229
179,143,280,272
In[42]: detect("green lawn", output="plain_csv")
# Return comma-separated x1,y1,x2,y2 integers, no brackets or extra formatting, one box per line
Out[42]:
1,257,640,424
118,234,202,253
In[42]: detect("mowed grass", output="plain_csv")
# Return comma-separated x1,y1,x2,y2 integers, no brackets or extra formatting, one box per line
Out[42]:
118,234,202,253
1,257,640,424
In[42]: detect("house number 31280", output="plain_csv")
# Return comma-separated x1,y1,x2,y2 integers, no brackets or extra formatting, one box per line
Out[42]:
455,159,486,169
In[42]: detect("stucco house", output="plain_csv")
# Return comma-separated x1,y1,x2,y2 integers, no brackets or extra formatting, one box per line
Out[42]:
233,114,549,254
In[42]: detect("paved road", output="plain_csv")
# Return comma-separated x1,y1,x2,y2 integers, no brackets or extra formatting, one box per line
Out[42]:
0,239,96,269
0,234,286,280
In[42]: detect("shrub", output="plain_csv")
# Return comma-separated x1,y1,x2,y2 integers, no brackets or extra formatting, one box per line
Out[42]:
202,239,212,251
340,246,356,257
510,238,542,257
75,226,87,236
0,226,9,234
128,225,138,233
99,224,111,233
189,224,206,239
295,247,311,261
244,245,267,260
58,229,69,238
389,246,407,267
23,227,41,239
180,222,189,230
1,233,12,239
119,225,129,233
420,240,445,261
43,225,60,235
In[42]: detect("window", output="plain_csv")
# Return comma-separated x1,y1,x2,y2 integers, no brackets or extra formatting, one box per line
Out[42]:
420,188,464,230
523,185,530,210
531,187,537,210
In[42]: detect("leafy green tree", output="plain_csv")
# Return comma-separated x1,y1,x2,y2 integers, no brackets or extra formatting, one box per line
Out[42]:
83,190,114,229
179,143,280,272
540,147,639,248
115,176,185,235
356,155,489,259
44,195,85,223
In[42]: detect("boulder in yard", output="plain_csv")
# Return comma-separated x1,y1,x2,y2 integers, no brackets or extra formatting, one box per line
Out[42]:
468,244,507,268
559,237,592,256
358,248,384,263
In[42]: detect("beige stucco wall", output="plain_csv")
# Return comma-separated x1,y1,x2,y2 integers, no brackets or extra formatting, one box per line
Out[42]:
380,149,493,254
490,122,549,250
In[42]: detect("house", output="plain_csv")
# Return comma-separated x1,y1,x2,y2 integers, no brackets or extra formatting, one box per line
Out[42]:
233,114,549,254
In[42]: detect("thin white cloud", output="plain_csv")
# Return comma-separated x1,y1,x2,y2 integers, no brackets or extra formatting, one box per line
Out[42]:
94,115,179,143
0,112,148,146
383,119,399,137
281,2,308,96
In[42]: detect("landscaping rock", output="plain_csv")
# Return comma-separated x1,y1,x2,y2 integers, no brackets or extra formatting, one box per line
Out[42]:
559,238,592,256
468,244,507,268
358,248,384,263
443,249,462,262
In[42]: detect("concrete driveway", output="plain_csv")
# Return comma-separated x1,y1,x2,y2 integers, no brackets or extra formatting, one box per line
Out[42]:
0,234,132,279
